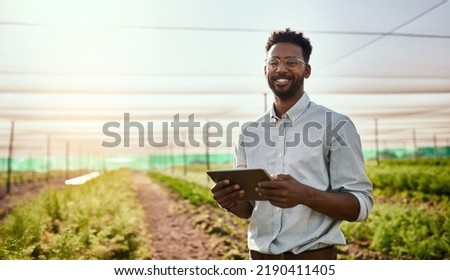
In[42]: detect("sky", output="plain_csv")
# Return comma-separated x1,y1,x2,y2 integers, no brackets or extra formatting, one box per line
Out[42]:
0,0,449,163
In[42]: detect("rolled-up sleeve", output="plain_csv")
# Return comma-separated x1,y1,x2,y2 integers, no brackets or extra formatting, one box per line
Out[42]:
329,116,374,221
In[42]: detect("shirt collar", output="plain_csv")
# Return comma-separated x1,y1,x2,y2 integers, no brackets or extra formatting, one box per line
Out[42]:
270,92,311,122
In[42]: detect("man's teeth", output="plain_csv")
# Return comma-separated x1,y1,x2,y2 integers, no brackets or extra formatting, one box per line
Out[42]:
276,79,289,83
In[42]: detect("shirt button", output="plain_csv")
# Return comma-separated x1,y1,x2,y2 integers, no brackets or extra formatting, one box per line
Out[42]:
278,154,282,157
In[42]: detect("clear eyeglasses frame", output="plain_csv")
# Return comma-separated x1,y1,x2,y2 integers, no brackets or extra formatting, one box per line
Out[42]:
265,56,307,70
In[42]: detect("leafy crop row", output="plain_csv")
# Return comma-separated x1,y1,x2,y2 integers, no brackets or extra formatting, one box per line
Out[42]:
341,202,449,259
149,171,216,207
367,165,449,195
0,169,150,260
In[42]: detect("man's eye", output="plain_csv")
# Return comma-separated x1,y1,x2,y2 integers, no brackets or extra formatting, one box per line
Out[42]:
285,60,298,67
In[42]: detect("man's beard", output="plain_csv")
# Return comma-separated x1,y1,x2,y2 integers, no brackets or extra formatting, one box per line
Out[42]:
268,76,304,100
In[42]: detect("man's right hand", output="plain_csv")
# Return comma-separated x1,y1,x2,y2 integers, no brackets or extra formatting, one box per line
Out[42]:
211,179,244,211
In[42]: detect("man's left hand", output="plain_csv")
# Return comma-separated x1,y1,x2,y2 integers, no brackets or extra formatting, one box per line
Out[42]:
256,173,311,208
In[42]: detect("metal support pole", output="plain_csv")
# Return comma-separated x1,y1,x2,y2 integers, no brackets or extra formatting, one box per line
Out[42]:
46,134,51,182
374,118,379,166
65,142,70,179
6,121,15,194
413,129,418,159
433,134,438,159
183,133,187,176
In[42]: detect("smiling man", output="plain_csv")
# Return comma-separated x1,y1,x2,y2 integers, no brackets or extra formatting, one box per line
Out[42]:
211,28,373,260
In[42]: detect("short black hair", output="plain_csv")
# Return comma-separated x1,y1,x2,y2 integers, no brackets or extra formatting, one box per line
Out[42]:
265,28,313,62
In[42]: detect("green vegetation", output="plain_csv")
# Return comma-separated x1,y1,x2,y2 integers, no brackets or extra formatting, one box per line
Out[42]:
0,170,85,190
342,199,449,259
366,159,450,195
341,159,449,259
0,169,150,260
2,158,447,260
154,160,449,259
149,171,216,207
0,171,45,187
371,158,450,166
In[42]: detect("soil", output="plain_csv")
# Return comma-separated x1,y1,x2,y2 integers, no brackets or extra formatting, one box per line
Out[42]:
133,171,221,260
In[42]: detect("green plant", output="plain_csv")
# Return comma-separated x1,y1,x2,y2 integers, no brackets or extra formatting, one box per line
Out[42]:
0,169,150,260
149,171,216,207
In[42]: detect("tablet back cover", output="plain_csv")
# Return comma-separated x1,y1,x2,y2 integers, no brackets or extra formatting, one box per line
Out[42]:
207,168,271,200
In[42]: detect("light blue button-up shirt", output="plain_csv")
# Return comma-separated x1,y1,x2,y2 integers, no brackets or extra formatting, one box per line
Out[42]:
234,93,373,254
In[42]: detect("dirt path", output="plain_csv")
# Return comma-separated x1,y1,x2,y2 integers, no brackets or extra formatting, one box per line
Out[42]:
133,171,220,260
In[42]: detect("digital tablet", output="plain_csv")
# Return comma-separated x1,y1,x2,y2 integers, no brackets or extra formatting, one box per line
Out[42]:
206,168,272,200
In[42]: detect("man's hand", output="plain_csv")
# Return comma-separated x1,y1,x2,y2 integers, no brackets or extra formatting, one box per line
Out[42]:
256,174,307,208
211,179,244,211
211,180,254,218
256,173,361,221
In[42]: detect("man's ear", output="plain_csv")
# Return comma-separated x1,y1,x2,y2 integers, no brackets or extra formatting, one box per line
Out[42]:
304,64,311,78
264,65,268,77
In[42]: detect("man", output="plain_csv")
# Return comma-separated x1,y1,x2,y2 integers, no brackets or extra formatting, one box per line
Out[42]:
211,28,373,260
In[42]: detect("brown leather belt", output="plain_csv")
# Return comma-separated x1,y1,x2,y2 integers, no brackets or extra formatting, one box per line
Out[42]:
250,245,336,260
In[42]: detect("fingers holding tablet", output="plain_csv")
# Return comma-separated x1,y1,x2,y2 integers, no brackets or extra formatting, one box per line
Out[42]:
207,168,271,200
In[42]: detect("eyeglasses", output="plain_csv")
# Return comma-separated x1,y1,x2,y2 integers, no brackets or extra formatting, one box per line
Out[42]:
265,56,306,70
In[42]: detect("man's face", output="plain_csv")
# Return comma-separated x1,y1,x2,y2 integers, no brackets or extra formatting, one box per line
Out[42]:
265,42,311,100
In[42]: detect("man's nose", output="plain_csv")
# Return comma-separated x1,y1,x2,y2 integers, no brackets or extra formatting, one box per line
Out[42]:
275,61,288,72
